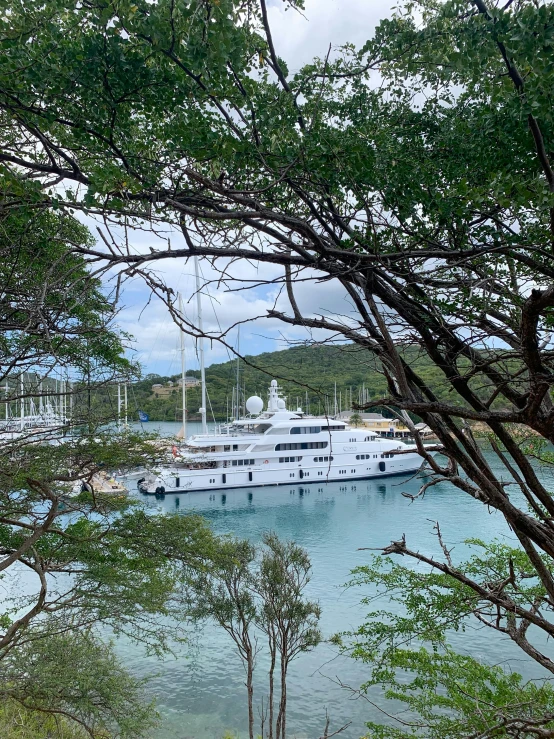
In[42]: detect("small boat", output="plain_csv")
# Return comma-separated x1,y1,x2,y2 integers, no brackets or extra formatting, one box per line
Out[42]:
65,471,128,498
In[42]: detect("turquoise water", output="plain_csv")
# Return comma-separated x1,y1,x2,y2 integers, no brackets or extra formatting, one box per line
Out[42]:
121,423,554,738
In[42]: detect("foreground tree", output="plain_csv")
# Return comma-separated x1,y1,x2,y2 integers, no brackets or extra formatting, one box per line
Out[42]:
3,0,554,732
188,533,321,739
0,182,221,735
256,532,321,739
339,535,554,738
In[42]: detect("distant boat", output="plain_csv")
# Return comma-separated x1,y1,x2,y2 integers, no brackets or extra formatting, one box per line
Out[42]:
0,374,70,444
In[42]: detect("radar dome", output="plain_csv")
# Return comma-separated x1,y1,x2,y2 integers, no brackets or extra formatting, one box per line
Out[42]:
277,399,286,410
270,379,278,387
246,396,264,415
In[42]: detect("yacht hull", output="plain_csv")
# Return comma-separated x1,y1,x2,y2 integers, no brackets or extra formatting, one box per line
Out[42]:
137,455,425,495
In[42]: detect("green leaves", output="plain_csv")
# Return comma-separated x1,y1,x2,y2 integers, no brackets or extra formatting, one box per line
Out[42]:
361,646,554,739
343,540,554,738
1,627,158,738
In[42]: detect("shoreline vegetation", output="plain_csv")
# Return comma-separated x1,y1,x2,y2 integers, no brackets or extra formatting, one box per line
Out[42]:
88,343,502,424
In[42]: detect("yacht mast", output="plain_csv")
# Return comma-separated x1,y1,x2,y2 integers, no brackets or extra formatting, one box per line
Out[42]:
194,257,207,434
124,383,128,427
179,292,186,440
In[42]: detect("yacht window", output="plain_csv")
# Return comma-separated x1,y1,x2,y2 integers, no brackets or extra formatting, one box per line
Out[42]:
291,426,321,435
279,456,300,463
224,445,230,452
275,441,328,451
232,444,238,451
321,425,343,431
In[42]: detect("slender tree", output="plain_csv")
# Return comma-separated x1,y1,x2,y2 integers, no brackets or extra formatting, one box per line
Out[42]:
187,538,259,739
188,533,321,739
256,532,321,739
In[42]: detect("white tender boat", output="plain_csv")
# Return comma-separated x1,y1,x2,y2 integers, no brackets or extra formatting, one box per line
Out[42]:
137,381,431,495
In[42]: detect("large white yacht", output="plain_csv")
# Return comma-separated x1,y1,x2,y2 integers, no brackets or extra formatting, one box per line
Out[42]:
137,381,431,495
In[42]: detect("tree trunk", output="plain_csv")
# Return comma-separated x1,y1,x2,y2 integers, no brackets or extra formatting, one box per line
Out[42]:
280,660,288,739
247,649,255,739
276,655,288,739
268,629,276,739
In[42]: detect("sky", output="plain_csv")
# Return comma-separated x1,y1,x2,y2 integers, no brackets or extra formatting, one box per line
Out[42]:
105,0,395,376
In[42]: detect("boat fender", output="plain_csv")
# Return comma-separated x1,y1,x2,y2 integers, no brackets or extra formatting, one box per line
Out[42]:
159,486,165,494
137,477,145,486
378,461,386,472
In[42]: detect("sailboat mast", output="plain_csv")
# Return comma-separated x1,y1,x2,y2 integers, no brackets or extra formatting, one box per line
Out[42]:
117,383,121,431
194,257,207,434
236,326,240,420
20,373,24,431
124,383,128,427
179,292,186,440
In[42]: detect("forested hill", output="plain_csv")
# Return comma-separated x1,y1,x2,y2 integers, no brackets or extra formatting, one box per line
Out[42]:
102,343,467,423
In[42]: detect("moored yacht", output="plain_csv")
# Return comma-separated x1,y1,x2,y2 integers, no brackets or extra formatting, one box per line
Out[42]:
137,380,432,495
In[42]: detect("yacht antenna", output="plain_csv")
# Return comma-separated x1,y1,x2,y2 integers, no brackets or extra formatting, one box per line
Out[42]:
179,291,186,440
194,257,207,434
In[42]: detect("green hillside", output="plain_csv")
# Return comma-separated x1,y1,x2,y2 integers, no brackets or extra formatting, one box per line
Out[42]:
93,343,461,423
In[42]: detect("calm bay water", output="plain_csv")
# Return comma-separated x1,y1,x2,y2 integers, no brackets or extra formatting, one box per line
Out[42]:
120,422,554,738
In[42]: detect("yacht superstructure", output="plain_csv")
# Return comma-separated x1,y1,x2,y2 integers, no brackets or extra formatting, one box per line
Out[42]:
138,381,430,495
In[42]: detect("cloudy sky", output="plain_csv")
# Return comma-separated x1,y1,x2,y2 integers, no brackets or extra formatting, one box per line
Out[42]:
108,0,394,376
